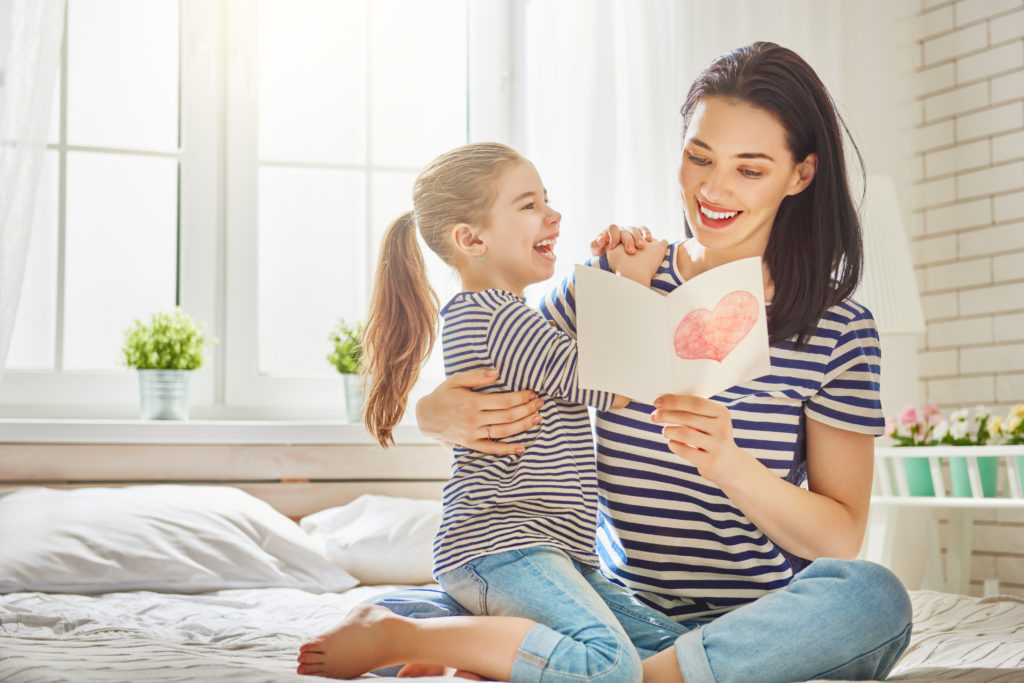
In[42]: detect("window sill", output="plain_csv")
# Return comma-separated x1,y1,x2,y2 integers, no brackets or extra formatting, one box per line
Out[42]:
0,418,432,446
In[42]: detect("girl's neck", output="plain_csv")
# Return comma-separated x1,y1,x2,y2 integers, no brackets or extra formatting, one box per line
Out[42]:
458,269,524,298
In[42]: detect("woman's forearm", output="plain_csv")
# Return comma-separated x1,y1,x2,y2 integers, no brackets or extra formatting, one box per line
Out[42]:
715,453,866,561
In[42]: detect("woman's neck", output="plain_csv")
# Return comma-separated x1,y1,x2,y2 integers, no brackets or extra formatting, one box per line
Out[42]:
678,238,775,302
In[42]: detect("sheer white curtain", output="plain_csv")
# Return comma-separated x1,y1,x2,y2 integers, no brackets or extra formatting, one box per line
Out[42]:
518,0,683,303
0,0,65,385
517,0,913,301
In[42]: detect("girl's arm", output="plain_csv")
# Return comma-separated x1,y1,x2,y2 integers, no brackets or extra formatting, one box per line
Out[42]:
485,300,617,411
415,225,660,455
652,395,872,560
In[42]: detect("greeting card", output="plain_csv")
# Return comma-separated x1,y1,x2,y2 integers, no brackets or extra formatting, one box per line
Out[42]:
575,256,771,403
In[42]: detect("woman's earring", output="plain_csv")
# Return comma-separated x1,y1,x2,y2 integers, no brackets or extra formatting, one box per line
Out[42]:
477,255,484,261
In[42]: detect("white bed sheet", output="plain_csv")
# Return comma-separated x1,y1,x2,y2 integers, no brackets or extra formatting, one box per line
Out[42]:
2,587,1023,681
0,585,442,682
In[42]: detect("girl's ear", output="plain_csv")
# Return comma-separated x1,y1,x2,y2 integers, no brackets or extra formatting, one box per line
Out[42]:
786,152,818,196
451,223,486,259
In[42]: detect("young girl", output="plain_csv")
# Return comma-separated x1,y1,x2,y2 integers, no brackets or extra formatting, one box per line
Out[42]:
296,142,678,681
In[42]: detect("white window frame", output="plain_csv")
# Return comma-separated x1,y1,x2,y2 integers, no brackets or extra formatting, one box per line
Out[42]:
0,0,513,419
222,0,513,417
0,0,219,418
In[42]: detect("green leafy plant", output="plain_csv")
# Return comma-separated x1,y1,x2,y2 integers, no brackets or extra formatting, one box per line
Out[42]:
327,319,363,374
122,308,214,370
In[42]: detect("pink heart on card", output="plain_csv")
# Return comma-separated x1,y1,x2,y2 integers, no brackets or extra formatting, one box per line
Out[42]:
674,291,759,363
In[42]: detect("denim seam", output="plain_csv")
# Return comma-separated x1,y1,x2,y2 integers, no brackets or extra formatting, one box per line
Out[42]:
516,549,627,681
578,567,688,638
605,602,689,636
809,620,913,680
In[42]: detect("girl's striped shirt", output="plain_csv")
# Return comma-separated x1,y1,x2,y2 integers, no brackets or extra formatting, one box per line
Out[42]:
539,243,885,621
433,288,615,577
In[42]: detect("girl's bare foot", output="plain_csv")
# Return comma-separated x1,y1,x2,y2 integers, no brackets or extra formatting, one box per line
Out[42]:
296,604,405,678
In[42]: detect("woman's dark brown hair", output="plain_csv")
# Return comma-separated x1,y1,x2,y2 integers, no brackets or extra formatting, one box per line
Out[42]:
362,143,524,446
681,41,865,346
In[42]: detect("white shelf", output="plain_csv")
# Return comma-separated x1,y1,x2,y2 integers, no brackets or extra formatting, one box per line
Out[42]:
869,445,1024,597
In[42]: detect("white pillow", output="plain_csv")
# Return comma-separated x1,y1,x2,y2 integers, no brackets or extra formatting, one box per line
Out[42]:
301,494,440,585
0,485,358,594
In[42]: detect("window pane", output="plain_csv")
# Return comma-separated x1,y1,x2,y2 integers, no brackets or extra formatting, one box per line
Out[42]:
258,0,366,165
7,152,60,370
64,152,178,370
369,0,467,167
67,0,179,151
258,167,366,375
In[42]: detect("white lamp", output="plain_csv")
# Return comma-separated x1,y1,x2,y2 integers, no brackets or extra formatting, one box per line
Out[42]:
853,175,926,417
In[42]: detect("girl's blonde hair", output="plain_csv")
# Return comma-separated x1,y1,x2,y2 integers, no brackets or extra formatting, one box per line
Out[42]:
363,142,525,447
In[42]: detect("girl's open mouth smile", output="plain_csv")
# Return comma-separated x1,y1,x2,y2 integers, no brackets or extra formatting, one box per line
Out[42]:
533,237,557,261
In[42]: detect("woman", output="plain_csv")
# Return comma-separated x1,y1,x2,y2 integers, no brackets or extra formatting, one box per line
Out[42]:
381,42,912,682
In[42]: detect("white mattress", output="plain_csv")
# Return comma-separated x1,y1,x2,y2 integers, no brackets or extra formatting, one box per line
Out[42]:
1,587,1022,681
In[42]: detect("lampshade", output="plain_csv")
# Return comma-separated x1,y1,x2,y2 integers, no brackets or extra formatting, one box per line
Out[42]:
854,175,926,335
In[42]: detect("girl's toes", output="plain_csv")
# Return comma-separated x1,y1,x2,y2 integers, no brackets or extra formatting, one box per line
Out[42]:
299,640,324,654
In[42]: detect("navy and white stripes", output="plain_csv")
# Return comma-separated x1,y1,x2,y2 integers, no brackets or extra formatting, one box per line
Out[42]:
539,243,885,620
433,289,614,577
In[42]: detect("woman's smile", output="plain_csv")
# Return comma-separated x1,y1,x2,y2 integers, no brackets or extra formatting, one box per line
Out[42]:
696,199,742,229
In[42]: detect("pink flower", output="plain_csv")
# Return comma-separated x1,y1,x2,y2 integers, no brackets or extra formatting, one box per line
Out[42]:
923,404,940,418
929,413,943,427
884,417,896,437
899,405,919,426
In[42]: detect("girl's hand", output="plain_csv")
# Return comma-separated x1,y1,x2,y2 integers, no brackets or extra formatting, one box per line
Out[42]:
650,395,746,484
590,224,654,256
607,238,669,286
415,368,543,456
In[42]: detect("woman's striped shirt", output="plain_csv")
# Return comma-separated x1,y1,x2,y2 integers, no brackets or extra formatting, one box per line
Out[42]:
432,289,615,577
539,243,885,621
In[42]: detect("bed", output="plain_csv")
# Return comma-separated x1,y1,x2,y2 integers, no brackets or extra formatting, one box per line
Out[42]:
1,440,1023,681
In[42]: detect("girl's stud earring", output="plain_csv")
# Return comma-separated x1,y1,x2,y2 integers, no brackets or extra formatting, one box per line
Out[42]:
478,255,484,261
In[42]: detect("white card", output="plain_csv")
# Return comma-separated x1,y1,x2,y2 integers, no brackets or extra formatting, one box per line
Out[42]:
576,257,771,403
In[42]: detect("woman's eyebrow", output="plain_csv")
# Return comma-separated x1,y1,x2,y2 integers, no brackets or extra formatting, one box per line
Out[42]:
689,137,776,162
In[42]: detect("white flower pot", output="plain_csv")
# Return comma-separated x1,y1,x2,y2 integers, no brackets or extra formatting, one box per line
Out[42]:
138,369,192,420
342,373,363,424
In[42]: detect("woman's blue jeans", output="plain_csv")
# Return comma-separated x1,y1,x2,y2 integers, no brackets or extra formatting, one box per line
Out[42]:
367,557,912,682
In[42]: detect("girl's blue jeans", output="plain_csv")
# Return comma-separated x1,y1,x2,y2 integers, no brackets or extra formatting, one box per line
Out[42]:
367,556,912,682
441,545,684,682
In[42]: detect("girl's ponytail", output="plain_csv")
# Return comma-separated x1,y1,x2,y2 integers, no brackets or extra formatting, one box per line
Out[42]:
362,211,439,447
362,142,523,445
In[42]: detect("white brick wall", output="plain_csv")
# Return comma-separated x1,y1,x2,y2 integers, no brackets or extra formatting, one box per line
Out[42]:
909,0,1024,597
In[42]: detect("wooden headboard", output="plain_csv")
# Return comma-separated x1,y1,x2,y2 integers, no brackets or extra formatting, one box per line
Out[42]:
0,441,451,519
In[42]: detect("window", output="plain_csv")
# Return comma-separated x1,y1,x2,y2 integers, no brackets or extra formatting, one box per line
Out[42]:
2,0,511,418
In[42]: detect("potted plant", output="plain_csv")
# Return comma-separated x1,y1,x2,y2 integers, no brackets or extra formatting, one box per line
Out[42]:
122,308,215,420
885,404,941,495
327,318,364,423
884,403,1019,498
